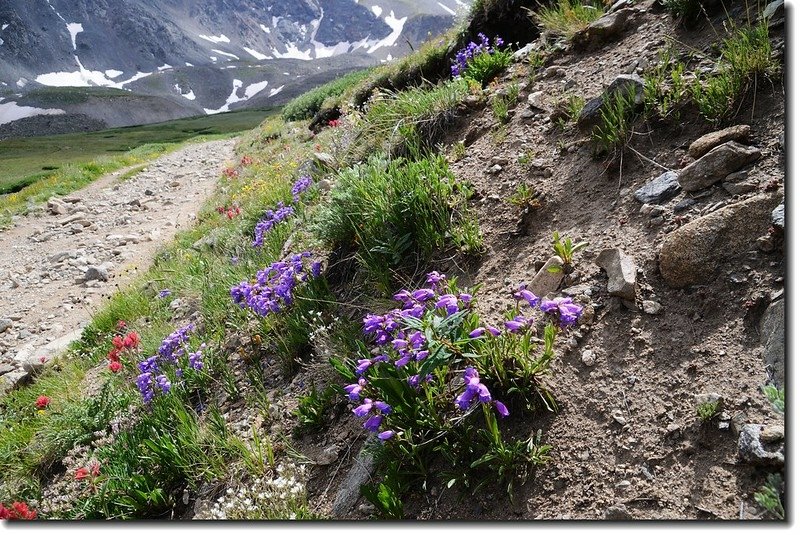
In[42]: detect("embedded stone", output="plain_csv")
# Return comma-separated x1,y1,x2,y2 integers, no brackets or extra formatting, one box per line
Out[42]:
659,192,781,287
634,171,681,204
760,298,784,388
738,424,784,467
595,248,637,301
677,141,761,192
572,9,630,50
688,125,751,158
529,256,564,297
84,265,109,282
771,203,784,229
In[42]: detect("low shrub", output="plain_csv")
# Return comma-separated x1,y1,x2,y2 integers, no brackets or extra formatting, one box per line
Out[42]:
528,0,605,41
281,69,373,122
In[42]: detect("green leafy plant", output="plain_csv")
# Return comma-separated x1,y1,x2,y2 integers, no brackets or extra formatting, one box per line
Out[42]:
754,473,784,520
507,183,541,210
282,68,373,121
491,93,513,124
762,385,784,414
550,231,588,273
342,273,582,497
294,384,341,431
696,399,722,422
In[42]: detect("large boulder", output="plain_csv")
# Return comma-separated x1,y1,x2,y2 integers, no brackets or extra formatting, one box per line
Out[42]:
677,141,761,192
659,191,782,287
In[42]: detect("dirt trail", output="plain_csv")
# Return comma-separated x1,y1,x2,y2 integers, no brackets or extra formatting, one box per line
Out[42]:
0,138,236,374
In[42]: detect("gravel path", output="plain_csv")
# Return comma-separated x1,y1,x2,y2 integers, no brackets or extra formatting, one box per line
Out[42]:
0,138,236,381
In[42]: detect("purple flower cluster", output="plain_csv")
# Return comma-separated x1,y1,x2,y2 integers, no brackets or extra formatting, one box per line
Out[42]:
230,252,321,317
135,323,203,404
252,202,295,247
157,323,195,364
508,285,583,330
455,367,509,417
450,33,505,77
291,175,313,202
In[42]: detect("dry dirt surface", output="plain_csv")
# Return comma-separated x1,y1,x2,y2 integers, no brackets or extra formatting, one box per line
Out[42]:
0,139,236,380
289,1,785,522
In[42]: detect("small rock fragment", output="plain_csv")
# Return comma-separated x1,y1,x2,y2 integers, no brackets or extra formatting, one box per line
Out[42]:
688,125,751,158
595,248,637,301
528,256,564,297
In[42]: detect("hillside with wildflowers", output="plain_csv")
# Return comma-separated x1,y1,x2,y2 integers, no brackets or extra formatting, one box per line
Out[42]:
0,0,785,522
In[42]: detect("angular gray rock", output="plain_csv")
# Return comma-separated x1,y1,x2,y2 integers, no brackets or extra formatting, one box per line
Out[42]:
595,248,637,301
578,74,644,132
84,266,109,282
529,256,564,297
659,191,781,287
677,141,761,192
634,171,681,204
0,318,12,333
688,125,751,158
760,298,784,388
738,424,784,467
0,369,30,397
331,441,379,518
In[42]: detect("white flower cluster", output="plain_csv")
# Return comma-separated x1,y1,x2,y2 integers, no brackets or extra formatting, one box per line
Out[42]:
206,462,310,520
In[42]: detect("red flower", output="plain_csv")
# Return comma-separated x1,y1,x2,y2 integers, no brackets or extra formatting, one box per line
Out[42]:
108,361,122,373
75,467,89,481
123,331,140,349
111,336,124,350
241,155,253,166
91,462,101,477
35,395,51,410
117,320,127,330
328,119,340,127
0,502,37,520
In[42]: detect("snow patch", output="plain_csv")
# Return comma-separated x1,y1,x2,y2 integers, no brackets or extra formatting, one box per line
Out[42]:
35,57,152,88
210,56,218,62
271,43,312,61
66,22,83,50
260,24,271,34
204,78,245,114
104,69,123,78
1,24,8,31
157,64,172,71
244,80,269,99
199,33,230,44
0,101,65,126
437,2,456,15
371,6,382,17
212,49,240,60
174,84,196,100
185,62,194,66
268,85,284,97
367,11,407,53
16,78,27,88
312,40,351,59
243,46,269,60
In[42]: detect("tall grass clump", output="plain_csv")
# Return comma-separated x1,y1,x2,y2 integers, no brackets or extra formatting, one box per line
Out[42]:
691,20,778,122
312,154,479,292
360,79,471,155
282,69,373,121
528,0,605,40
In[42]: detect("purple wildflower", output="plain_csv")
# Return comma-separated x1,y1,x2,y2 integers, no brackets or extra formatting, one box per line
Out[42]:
363,414,383,432
158,289,171,298
469,327,486,338
377,430,395,441
435,294,460,315
155,374,171,394
513,286,539,308
494,400,510,418
540,297,583,328
291,175,313,202
455,367,492,410
252,202,295,247
231,252,319,317
344,377,367,400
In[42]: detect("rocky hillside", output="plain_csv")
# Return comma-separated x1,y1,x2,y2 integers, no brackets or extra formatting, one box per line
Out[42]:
0,0,468,134
0,0,786,523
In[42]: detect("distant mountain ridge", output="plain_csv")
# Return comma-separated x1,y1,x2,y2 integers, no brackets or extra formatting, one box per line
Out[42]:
0,0,471,134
